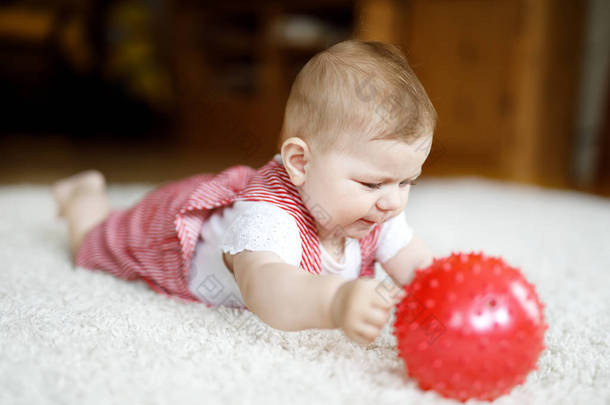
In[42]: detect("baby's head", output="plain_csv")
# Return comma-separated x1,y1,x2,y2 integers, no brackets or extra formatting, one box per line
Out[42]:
279,39,436,157
279,40,437,243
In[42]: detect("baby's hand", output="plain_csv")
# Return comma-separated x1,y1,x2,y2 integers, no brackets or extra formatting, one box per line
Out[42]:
330,278,406,345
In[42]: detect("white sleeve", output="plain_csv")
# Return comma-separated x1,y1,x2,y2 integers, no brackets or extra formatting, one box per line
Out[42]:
375,210,414,263
220,202,302,266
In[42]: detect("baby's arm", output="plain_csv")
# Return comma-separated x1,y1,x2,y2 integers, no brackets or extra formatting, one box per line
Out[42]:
231,249,403,344
232,249,345,330
380,234,434,286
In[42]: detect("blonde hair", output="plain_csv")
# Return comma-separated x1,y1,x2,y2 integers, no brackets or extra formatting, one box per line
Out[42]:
278,40,437,154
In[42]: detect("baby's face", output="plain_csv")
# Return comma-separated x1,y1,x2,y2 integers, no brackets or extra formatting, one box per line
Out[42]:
300,134,431,242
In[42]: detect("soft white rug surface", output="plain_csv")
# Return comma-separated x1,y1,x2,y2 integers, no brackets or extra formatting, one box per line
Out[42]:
1,177,609,405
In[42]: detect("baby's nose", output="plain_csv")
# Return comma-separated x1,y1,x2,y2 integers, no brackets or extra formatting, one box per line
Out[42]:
376,189,402,211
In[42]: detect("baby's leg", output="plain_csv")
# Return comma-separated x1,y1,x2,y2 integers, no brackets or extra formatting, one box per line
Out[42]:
51,170,111,260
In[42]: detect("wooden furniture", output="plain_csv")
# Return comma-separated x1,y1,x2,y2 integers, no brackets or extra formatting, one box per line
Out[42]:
1,1,600,193
169,0,586,187
167,1,355,163
358,0,586,187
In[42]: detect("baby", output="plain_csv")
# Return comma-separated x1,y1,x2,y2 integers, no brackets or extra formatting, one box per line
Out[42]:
52,40,437,346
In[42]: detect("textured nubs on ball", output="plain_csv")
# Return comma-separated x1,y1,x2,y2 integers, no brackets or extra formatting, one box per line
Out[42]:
393,252,548,402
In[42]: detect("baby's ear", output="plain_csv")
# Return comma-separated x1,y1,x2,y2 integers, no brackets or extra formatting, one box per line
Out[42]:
281,137,310,186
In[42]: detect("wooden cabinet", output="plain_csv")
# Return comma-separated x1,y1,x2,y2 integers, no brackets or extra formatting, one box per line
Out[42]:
167,1,356,163
358,0,585,186
168,0,586,186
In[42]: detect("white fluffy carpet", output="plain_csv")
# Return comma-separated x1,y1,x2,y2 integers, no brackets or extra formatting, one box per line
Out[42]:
1,177,609,405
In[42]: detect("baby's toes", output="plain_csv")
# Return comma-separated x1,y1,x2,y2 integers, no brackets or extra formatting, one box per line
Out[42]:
51,179,73,218
75,170,106,193
51,170,106,218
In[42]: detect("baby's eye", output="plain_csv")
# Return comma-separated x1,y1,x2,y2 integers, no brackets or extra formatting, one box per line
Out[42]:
400,180,417,187
361,182,381,190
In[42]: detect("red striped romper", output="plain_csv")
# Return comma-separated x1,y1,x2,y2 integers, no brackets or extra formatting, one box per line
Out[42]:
75,156,382,305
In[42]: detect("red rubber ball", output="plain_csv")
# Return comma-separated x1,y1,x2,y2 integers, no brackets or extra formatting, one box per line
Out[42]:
393,252,548,402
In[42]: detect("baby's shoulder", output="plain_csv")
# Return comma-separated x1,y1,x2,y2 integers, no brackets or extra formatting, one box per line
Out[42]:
230,200,297,224
224,200,300,240
221,200,302,266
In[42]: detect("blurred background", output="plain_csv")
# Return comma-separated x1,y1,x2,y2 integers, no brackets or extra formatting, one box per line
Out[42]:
1,0,609,196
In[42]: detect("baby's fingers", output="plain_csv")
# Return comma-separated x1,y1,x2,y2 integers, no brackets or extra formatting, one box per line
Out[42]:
393,288,407,303
373,288,406,310
364,308,391,329
354,323,382,345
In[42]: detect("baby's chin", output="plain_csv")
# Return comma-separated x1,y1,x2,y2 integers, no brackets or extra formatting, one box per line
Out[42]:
343,219,378,238
316,218,378,240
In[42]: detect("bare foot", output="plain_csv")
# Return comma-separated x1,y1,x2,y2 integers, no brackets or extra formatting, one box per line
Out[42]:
52,170,107,218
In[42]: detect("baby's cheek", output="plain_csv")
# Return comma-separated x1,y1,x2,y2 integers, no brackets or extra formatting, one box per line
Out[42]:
346,195,375,218
402,189,410,204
